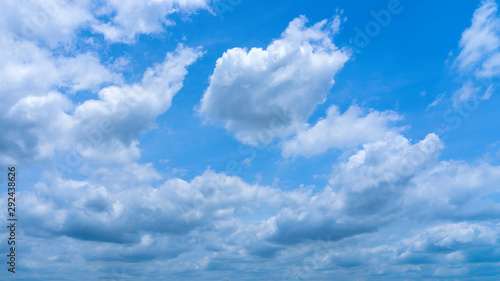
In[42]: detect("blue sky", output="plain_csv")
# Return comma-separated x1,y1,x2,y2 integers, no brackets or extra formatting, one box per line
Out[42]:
1,0,500,280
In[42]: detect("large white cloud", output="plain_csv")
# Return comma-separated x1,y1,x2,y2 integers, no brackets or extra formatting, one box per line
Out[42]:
199,15,349,145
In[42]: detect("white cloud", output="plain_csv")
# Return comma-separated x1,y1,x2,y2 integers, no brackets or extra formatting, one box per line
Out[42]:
92,0,213,43
0,34,121,107
404,160,500,220
397,222,500,265
4,91,75,160
0,0,94,46
199,15,349,145
58,53,123,92
426,91,446,111
0,0,216,45
72,44,203,154
282,105,401,157
331,132,443,193
478,52,500,77
448,1,499,109
418,223,498,248
0,44,203,165
456,0,500,75
451,80,494,107
451,81,479,105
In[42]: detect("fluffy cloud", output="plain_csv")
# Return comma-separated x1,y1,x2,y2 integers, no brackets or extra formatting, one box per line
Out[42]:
19,170,279,244
452,1,500,106
93,0,213,43
0,34,120,105
70,44,203,161
456,0,500,76
199,15,349,145
451,81,480,105
397,222,500,265
404,160,500,221
282,105,401,157
322,133,444,228
0,0,94,46
0,0,216,45
331,133,443,192
0,44,203,165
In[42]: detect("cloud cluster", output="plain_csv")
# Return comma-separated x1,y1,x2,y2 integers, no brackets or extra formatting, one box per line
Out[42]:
0,44,202,165
0,0,211,167
0,0,215,45
4,129,499,279
92,0,213,43
199,15,349,145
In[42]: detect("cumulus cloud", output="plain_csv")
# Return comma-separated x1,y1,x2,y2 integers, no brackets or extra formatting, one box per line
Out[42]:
282,105,401,157
2,127,500,279
19,170,279,244
404,160,500,221
327,132,444,221
199,15,349,145
0,44,203,165
397,222,500,265
0,34,121,105
0,0,216,46
92,0,213,43
0,0,94,46
69,44,203,162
